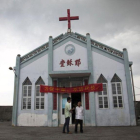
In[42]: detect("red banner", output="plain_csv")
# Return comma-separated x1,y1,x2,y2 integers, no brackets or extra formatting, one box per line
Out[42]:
40,83,103,93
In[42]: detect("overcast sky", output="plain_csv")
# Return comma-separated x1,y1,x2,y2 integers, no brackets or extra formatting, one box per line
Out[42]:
0,0,140,105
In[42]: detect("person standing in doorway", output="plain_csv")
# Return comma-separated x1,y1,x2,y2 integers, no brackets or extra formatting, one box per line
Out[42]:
63,97,73,134
75,101,84,133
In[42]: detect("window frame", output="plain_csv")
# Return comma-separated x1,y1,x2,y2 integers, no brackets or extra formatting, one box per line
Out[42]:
22,85,32,110
98,83,109,109
35,85,45,110
111,82,124,109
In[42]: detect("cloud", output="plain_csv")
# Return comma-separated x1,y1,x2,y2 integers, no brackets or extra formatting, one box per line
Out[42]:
99,28,140,76
0,0,140,105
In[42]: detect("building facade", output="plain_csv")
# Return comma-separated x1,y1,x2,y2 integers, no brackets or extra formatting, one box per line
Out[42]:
12,32,136,126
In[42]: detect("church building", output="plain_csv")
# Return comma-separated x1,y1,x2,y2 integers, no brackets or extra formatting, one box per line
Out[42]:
12,9,136,127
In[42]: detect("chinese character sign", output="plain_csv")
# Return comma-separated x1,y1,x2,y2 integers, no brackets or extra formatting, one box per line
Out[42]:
75,59,81,67
60,59,81,67
67,59,73,66
40,83,103,93
60,59,65,67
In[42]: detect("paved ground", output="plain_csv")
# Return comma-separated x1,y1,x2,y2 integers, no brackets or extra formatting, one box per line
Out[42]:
0,122,140,140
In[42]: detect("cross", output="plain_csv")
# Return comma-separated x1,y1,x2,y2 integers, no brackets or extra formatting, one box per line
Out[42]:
59,9,79,32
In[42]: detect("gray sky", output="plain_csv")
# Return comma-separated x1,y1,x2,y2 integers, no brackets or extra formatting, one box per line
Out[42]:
0,0,140,105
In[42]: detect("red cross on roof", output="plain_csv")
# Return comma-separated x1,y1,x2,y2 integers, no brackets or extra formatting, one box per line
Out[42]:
59,9,79,31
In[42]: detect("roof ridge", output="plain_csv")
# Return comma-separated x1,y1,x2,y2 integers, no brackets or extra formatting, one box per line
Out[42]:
91,39,123,58
21,33,65,63
74,32,123,58
21,42,49,63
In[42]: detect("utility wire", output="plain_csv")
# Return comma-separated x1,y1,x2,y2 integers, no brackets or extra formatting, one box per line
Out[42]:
134,86,140,89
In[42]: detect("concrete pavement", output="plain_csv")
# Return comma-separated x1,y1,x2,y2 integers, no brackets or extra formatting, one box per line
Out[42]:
0,122,140,140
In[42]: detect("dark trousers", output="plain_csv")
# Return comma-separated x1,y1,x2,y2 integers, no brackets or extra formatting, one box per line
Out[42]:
63,117,70,133
75,119,83,132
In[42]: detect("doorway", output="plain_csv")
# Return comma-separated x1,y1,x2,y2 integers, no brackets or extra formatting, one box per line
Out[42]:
71,93,81,124
59,80,83,125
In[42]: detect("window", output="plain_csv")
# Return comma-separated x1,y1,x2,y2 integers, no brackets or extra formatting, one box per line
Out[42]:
35,77,45,109
97,74,108,109
111,74,123,108
22,77,32,109
60,81,70,88
71,81,82,87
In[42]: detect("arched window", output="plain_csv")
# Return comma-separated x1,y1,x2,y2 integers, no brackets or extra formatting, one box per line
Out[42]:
22,77,32,109
35,77,45,109
97,74,108,109
111,74,123,108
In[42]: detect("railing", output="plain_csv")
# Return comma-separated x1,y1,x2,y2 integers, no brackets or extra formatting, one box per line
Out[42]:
75,33,87,42
53,34,64,44
20,43,49,63
91,40,123,58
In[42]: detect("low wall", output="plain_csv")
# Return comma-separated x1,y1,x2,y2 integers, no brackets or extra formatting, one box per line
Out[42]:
0,106,12,121
135,101,140,119
135,101,140,125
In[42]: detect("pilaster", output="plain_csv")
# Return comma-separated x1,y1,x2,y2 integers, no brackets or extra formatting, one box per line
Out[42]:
12,54,20,126
123,48,136,125
86,33,96,126
48,36,53,127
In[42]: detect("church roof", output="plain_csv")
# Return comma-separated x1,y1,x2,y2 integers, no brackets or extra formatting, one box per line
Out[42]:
20,32,124,64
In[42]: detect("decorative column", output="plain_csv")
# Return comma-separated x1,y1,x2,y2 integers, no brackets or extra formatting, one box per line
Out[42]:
123,48,136,125
48,36,53,127
12,54,20,126
86,33,96,126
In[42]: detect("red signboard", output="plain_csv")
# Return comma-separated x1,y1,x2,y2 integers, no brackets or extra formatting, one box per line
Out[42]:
40,83,103,93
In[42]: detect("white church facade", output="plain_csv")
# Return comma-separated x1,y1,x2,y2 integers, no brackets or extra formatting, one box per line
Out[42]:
12,32,136,127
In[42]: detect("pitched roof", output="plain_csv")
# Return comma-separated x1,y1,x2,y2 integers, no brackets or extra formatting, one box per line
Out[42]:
20,32,123,64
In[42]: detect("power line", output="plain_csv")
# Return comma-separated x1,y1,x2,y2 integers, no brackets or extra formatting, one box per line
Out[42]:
134,86,140,89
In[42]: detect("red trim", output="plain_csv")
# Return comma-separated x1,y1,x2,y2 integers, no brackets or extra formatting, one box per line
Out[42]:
40,83,103,93
84,79,89,110
53,80,57,110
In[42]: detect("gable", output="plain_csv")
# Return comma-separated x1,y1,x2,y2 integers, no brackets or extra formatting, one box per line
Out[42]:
20,32,125,68
53,39,88,71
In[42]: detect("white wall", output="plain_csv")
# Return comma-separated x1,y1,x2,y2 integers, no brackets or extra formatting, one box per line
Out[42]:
17,42,131,126
17,54,48,126
53,41,88,71
18,113,47,126
92,50,130,126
